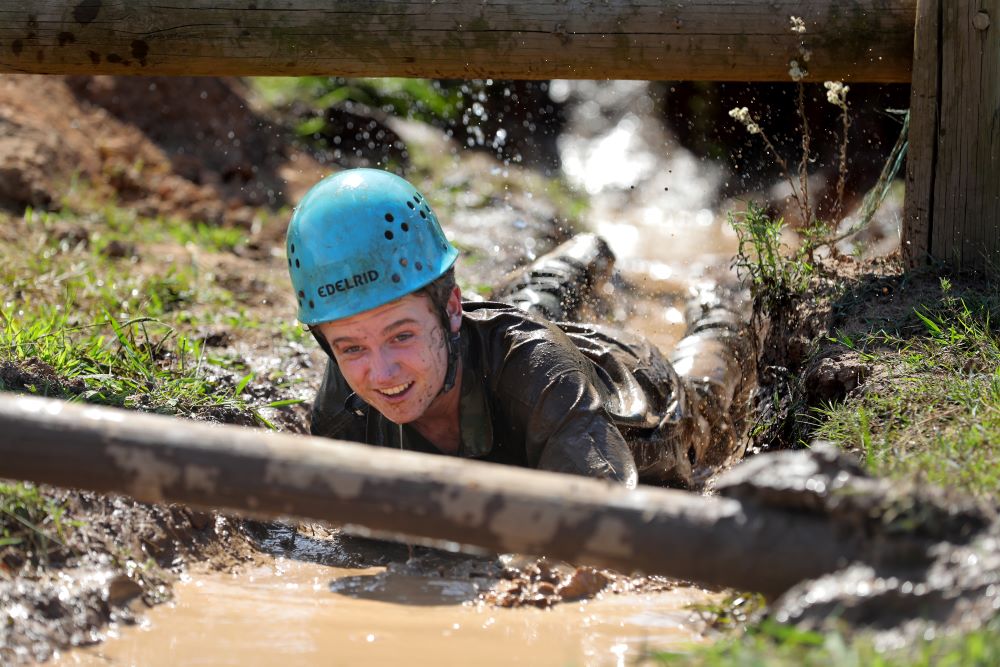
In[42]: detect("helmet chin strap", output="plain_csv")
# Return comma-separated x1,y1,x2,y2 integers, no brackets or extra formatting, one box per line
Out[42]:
439,330,461,395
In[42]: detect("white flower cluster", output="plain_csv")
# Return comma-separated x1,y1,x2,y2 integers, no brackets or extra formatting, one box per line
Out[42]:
824,81,850,109
729,106,760,135
789,16,806,34
788,60,808,82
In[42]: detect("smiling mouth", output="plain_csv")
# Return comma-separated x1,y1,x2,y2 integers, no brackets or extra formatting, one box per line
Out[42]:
376,381,413,397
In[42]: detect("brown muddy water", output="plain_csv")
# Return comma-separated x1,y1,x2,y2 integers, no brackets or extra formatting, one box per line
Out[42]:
54,557,720,666
52,80,741,666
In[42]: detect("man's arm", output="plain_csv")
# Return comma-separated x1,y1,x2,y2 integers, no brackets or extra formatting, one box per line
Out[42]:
528,370,639,488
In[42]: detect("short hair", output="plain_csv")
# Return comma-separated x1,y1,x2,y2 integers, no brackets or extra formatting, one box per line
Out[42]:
415,266,457,331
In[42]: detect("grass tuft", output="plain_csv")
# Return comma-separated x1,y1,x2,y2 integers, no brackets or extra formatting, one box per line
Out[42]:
813,285,1000,498
0,482,77,568
649,617,1000,666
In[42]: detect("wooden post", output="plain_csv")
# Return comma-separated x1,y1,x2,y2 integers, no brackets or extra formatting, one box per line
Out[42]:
0,1,916,81
905,0,1000,271
0,393,859,598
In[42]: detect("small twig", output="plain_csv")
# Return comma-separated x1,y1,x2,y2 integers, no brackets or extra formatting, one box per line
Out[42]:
796,81,812,227
831,103,853,224
757,127,807,223
825,111,908,247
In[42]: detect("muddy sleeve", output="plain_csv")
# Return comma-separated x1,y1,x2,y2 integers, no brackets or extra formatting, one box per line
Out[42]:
309,359,367,443
506,369,639,488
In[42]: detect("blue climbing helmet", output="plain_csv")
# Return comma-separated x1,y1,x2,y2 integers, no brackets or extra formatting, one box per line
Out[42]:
286,169,459,325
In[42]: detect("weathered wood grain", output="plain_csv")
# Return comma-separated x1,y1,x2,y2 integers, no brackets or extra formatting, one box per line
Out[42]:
929,1,1000,270
903,0,939,267
0,1,916,81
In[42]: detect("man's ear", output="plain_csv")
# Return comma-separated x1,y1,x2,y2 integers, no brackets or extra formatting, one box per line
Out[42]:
446,286,463,333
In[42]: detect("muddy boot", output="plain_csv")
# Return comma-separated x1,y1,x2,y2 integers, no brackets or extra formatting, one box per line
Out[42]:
491,233,615,321
670,284,755,469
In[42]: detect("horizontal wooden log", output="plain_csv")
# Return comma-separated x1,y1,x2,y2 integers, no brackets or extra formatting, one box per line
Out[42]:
0,393,858,598
0,1,916,82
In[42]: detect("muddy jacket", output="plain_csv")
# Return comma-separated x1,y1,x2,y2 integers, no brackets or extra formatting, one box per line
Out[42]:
310,301,693,488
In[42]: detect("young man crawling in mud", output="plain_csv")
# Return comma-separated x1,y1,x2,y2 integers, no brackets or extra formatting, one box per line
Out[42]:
288,169,745,488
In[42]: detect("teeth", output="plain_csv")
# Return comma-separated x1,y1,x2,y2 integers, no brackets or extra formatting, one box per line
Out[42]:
379,382,412,396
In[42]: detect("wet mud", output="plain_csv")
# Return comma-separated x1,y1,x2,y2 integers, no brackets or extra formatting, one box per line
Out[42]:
719,443,1000,649
0,495,255,665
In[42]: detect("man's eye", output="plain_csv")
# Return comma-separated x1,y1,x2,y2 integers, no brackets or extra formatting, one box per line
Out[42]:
340,345,363,355
393,332,414,342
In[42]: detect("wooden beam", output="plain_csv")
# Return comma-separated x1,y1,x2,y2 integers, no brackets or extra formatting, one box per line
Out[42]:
0,393,858,598
906,0,1000,271
0,1,915,82
903,0,939,267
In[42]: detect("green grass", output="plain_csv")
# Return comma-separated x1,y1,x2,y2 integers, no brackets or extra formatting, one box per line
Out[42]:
719,205,1000,665
650,618,1000,666
252,76,466,126
1,308,249,417
0,481,77,566
813,282,1000,499
0,201,292,420
729,202,817,310
0,194,309,579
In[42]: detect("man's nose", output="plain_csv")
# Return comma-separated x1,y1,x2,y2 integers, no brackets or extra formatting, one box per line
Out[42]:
368,347,398,383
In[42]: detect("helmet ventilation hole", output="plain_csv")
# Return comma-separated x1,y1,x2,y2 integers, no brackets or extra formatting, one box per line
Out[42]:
385,213,394,222
399,258,408,267
384,230,394,240
295,259,300,268
309,300,315,309
401,223,409,232
419,211,427,219
290,244,296,253
298,290,305,298
406,201,415,209
392,274,401,283
415,261,423,270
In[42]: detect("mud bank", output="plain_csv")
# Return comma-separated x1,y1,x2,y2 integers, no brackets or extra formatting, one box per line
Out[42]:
733,256,1000,648
0,494,256,665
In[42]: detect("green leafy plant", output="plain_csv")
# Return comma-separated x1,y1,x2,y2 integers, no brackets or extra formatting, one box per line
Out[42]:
730,201,816,308
727,16,908,264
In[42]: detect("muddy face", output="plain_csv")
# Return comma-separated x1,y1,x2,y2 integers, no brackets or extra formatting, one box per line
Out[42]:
316,292,457,426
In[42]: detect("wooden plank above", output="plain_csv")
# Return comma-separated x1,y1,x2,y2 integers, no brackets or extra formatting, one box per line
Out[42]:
0,1,916,81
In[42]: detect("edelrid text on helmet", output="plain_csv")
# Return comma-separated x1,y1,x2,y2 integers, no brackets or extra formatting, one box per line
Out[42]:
286,169,459,325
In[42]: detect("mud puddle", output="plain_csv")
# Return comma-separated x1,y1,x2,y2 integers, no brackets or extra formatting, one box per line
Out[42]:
54,556,719,666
